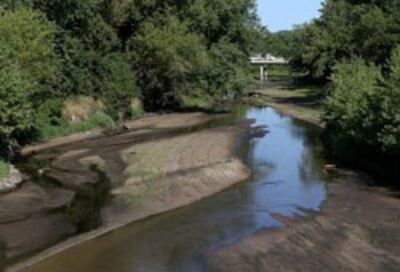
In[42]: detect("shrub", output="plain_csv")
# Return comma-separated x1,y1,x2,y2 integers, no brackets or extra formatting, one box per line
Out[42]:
323,49,400,181
0,160,10,179
323,58,383,153
36,111,115,140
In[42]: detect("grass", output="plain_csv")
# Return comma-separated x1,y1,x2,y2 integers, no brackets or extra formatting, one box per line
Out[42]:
0,160,10,179
181,94,214,110
38,111,116,140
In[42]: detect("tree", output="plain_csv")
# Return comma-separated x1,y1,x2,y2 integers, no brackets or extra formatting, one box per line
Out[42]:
377,46,400,153
0,7,59,154
128,16,209,110
323,50,400,181
207,40,253,99
98,53,139,119
323,58,383,154
292,0,400,81
0,0,261,156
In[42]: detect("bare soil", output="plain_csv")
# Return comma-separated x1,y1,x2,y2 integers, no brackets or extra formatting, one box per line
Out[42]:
4,112,254,271
21,112,227,156
246,79,323,127
206,171,400,272
211,79,400,272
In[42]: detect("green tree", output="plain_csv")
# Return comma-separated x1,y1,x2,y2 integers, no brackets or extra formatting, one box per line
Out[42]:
323,58,382,153
377,46,400,153
98,53,139,119
207,40,253,99
323,50,400,181
128,16,209,110
292,0,400,81
0,7,59,154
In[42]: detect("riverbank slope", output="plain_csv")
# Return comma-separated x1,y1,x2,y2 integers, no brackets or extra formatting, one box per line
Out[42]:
246,77,324,127
207,170,400,271
207,78,400,271
3,111,256,271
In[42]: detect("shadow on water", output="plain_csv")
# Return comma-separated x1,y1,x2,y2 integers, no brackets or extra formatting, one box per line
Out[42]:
24,107,329,272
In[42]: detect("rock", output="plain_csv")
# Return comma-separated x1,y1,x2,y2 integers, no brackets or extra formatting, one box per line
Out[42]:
0,166,24,193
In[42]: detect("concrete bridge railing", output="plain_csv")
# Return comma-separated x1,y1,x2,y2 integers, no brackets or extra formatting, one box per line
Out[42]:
250,55,288,80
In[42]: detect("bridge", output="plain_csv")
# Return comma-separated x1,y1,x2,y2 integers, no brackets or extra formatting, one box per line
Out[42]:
250,54,289,80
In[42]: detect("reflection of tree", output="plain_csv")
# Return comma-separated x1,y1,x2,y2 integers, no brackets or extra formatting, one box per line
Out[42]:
252,158,276,180
288,118,320,142
284,117,327,184
298,133,326,184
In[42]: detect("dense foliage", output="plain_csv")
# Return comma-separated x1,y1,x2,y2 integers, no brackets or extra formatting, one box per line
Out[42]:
258,29,296,58
324,49,400,180
292,0,400,82
0,0,259,159
290,0,400,181
0,6,59,156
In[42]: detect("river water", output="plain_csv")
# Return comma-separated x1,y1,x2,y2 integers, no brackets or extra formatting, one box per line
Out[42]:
24,107,327,272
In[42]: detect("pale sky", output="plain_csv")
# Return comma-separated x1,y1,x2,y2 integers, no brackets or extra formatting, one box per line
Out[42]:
257,0,324,32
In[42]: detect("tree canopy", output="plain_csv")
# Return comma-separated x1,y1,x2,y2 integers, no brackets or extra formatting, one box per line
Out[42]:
291,0,400,81
0,0,260,157
287,0,400,181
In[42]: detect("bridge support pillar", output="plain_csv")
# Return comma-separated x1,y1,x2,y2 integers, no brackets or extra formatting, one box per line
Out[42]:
260,65,264,81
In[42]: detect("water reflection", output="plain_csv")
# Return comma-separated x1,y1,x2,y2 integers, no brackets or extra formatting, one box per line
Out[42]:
25,107,327,272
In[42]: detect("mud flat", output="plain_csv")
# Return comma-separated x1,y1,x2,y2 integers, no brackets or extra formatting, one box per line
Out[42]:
206,170,400,272
3,112,255,271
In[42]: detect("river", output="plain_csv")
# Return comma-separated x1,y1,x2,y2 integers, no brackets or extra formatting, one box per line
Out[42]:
23,107,328,272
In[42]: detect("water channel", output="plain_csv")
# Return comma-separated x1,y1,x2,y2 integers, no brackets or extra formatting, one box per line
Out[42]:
24,107,328,272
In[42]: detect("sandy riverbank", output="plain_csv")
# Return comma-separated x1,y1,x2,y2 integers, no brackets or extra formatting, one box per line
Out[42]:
4,111,256,271
206,170,400,271
207,80,399,272
245,80,323,127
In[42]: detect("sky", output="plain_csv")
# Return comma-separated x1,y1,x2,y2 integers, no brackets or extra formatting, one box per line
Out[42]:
257,0,324,32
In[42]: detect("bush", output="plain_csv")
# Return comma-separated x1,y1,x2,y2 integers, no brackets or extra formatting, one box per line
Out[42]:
0,161,10,179
323,58,383,153
37,111,115,140
323,49,400,181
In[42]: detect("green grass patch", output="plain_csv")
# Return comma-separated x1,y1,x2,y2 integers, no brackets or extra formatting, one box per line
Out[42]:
0,160,10,179
181,94,214,110
38,111,116,140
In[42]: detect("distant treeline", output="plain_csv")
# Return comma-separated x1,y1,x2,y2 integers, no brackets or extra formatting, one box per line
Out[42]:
0,0,260,158
266,0,400,182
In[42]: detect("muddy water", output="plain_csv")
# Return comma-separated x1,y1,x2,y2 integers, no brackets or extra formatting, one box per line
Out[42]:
24,107,327,272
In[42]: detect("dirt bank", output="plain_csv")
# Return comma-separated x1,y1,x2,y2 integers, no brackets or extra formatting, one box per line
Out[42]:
21,112,228,156
246,80,323,127
4,112,255,271
206,170,400,272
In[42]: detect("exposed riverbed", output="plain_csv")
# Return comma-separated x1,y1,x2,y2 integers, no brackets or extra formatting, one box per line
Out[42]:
5,106,400,272
16,107,328,272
